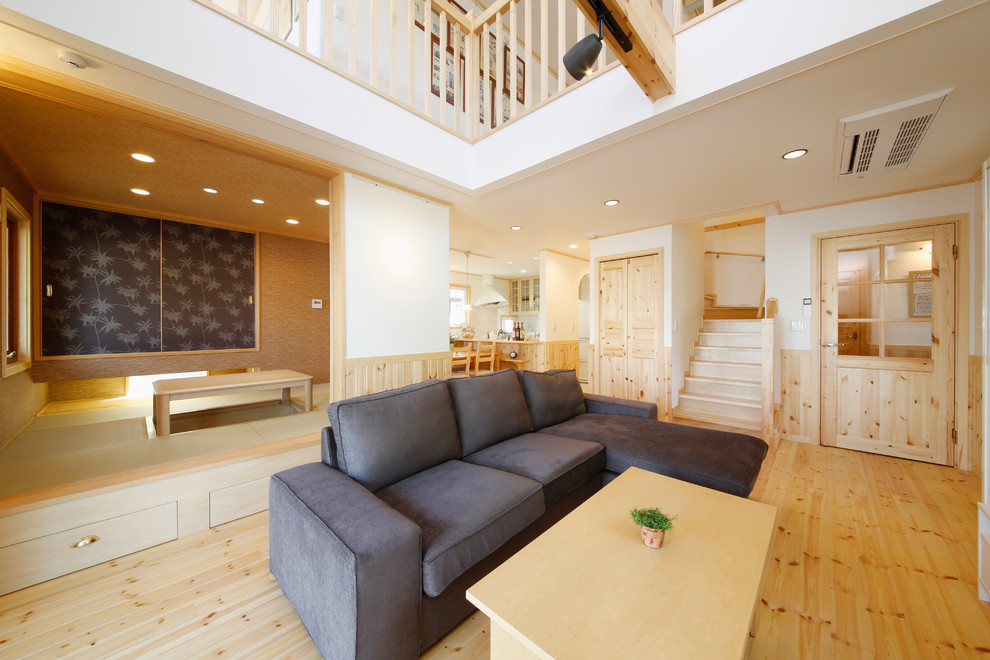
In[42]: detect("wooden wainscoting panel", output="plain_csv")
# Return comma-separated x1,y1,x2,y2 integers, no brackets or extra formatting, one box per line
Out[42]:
965,355,983,475
538,341,579,371
780,349,813,444
344,352,452,398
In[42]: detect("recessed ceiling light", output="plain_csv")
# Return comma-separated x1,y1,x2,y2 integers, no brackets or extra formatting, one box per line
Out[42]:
782,148,808,160
569,244,578,249
604,199,619,207
252,198,265,204
315,198,330,206
533,257,539,260
511,225,522,231
507,261,513,265
130,188,150,196
131,153,155,163
521,269,528,274
203,187,218,194
285,219,299,225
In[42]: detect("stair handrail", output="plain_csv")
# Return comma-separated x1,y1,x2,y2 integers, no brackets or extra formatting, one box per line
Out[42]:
763,297,778,319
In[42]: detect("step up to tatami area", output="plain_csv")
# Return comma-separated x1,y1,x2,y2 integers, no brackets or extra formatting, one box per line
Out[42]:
676,318,764,431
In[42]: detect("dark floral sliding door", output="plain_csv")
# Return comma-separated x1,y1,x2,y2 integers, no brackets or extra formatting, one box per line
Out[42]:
40,202,256,356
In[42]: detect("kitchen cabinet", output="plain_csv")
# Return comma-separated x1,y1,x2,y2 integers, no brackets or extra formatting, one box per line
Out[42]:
510,276,540,313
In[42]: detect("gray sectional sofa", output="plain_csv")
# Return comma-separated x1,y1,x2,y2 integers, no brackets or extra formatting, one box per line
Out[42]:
269,369,768,659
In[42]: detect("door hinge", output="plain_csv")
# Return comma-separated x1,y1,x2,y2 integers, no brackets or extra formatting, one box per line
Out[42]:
952,244,958,259
951,428,957,443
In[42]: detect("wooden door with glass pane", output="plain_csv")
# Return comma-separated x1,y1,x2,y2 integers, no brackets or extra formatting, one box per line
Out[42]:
820,223,955,464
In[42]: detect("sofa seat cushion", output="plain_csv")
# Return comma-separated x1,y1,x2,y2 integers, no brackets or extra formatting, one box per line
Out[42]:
540,414,768,497
378,460,544,597
463,433,604,508
518,369,587,430
448,369,534,455
326,379,461,493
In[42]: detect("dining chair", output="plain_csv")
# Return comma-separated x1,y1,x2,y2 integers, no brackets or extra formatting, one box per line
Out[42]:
474,340,498,375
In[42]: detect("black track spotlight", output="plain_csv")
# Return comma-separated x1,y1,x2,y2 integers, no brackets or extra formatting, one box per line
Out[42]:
563,15,603,81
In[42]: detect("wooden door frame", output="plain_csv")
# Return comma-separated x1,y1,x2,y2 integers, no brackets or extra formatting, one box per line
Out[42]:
593,248,668,418
810,214,965,458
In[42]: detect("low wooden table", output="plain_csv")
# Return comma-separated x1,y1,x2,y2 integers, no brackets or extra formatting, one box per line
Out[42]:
467,467,777,659
152,370,313,436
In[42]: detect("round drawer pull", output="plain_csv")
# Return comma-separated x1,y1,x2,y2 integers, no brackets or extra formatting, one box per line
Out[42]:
70,535,100,549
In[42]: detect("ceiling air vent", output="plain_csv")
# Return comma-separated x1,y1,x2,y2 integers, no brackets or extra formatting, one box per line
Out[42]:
836,88,951,182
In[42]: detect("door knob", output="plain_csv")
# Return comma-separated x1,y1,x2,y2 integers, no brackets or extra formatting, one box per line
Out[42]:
822,342,845,347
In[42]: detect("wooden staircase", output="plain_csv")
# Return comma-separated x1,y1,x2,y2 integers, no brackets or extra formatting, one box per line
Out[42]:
676,319,764,431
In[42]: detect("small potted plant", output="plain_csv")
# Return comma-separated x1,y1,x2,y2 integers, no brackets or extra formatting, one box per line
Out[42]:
629,507,676,549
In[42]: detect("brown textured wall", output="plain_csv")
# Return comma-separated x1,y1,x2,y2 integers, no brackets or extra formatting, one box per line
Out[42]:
32,232,330,384
0,147,48,444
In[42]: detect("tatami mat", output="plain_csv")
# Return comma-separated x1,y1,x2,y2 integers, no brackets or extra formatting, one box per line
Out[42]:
0,383,331,498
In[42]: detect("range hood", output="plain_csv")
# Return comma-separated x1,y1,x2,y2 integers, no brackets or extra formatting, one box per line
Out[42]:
473,275,508,307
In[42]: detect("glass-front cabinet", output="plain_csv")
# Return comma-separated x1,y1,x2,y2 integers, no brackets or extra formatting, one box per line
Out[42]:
510,276,540,313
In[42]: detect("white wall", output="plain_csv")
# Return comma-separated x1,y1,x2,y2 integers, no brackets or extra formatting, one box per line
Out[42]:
705,223,765,306
540,250,589,341
345,174,450,358
589,226,673,349
671,221,705,405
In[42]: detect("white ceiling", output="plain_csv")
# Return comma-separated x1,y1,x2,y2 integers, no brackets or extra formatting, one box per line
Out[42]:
0,2,988,278
449,0,990,275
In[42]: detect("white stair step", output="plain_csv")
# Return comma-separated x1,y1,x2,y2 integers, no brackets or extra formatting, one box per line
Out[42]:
694,345,761,364
689,360,761,380
673,408,761,432
683,375,761,400
677,392,762,422
697,331,762,348
703,319,763,333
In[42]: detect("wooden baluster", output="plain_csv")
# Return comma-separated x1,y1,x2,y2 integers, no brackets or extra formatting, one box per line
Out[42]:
325,0,334,65
495,12,503,127
467,24,478,138
481,19,490,131
389,0,398,97
440,11,448,124
523,0,532,110
540,0,548,103
422,0,431,113
453,22,461,133
370,0,379,87
298,0,307,52
349,0,357,75
557,0,566,92
408,0,415,105
509,0,517,119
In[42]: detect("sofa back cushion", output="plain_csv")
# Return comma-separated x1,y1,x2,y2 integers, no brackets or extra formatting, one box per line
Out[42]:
326,379,461,492
448,369,534,455
518,369,587,430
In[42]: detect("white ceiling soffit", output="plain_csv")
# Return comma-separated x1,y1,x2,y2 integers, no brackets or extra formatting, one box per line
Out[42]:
835,88,952,182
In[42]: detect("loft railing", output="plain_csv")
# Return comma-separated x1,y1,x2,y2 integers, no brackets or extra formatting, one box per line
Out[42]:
196,0,620,142
670,0,744,33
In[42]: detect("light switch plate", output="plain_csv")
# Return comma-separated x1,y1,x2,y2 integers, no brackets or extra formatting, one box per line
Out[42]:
791,320,807,332
312,299,323,309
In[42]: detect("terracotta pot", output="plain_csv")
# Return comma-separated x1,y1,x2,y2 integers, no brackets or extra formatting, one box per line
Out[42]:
641,526,666,549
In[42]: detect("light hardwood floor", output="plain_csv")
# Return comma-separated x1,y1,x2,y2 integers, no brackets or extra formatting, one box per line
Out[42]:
1,440,988,658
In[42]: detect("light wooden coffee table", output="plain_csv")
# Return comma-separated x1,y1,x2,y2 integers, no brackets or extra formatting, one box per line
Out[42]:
467,466,776,659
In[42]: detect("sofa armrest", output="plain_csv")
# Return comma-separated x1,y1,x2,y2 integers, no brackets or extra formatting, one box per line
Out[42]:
269,462,422,660
583,393,658,420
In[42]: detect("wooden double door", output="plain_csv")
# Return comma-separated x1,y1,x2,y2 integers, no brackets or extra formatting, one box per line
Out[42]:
596,252,666,418
819,221,956,465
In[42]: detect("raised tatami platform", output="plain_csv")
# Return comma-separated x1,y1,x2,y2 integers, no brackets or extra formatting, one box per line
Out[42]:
0,383,331,498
